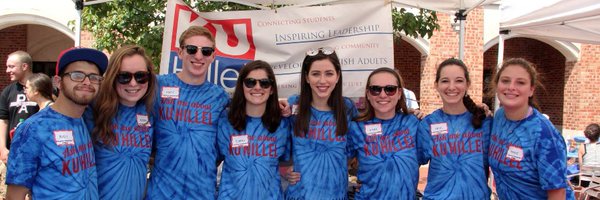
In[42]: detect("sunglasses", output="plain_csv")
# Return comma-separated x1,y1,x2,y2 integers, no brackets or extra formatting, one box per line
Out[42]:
63,71,103,84
368,85,399,96
116,71,150,84
183,45,215,56
306,47,335,56
243,78,273,89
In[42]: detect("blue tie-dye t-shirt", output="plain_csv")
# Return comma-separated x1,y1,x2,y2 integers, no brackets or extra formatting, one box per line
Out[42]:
217,115,291,200
285,95,357,200
489,108,574,200
348,113,420,200
417,109,491,200
84,103,153,200
145,73,230,200
7,107,98,200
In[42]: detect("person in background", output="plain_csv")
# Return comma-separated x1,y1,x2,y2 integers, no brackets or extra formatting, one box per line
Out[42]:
578,123,600,168
24,73,54,110
348,67,420,199
6,47,107,199
394,68,419,110
284,47,357,199
217,60,290,199
0,51,40,198
145,26,229,199
417,58,491,199
488,58,574,200
88,45,156,200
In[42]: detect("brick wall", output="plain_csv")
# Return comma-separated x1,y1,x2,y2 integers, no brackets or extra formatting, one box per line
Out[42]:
563,44,600,132
0,25,28,88
394,39,422,100
483,37,566,126
420,8,485,114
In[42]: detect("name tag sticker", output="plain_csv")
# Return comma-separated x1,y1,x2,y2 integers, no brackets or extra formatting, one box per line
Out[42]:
136,114,150,127
506,145,524,161
231,135,249,147
161,87,179,99
430,123,448,135
54,130,75,146
291,104,299,115
364,123,383,136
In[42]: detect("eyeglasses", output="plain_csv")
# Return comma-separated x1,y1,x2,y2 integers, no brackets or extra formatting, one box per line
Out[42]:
243,78,273,89
368,85,399,96
116,71,150,84
306,47,335,56
183,45,215,56
63,71,103,84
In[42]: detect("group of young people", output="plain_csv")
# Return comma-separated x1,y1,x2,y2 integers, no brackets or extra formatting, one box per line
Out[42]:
2,25,573,200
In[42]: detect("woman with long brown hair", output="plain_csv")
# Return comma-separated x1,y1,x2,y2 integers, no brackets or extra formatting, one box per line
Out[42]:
87,45,156,200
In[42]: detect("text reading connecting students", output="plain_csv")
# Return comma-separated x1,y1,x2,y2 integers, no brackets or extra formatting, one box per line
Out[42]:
217,60,291,199
285,47,357,200
488,58,574,199
145,26,230,199
348,67,420,199
88,45,156,200
417,58,491,199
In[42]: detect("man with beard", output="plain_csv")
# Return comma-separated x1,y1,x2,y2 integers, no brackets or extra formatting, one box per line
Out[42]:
5,48,107,200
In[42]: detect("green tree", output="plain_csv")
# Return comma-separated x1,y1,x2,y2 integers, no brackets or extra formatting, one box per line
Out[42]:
81,0,438,69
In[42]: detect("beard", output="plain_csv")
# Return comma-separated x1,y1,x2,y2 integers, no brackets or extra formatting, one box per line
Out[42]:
61,82,97,106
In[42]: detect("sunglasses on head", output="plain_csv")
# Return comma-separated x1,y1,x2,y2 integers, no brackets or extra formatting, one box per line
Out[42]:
116,71,150,84
243,78,273,89
368,85,399,96
183,45,215,56
306,47,335,56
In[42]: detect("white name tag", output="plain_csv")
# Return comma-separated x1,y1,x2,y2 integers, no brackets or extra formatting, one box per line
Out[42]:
506,145,524,161
430,123,448,136
231,135,249,147
364,123,382,136
161,87,179,99
136,114,150,127
291,104,299,115
54,130,75,146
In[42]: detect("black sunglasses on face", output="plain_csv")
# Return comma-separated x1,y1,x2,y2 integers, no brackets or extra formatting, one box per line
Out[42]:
116,71,150,84
368,85,399,96
63,71,103,84
243,78,273,89
183,45,215,56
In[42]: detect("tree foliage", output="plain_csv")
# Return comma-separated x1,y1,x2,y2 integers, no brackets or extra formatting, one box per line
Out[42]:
81,0,439,68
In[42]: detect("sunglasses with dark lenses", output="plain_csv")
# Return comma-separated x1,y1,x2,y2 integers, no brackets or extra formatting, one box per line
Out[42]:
243,78,273,89
306,47,335,56
183,45,215,56
368,85,399,96
63,71,103,84
116,71,150,84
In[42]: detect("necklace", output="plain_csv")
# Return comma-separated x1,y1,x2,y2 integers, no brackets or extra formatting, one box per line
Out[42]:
506,107,533,134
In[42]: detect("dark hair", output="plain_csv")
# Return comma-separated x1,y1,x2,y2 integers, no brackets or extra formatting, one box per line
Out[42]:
488,58,543,111
356,67,408,121
229,60,281,133
93,45,156,146
294,49,348,137
584,123,600,143
27,73,54,101
436,58,485,128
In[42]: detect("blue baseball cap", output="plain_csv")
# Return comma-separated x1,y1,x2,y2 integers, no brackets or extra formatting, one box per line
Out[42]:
55,47,108,75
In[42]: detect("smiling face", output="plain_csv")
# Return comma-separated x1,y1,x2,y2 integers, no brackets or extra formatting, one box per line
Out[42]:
367,72,400,119
436,64,469,107
496,64,535,110
116,54,149,107
6,55,27,82
243,69,272,107
177,35,215,82
306,59,339,102
59,61,101,106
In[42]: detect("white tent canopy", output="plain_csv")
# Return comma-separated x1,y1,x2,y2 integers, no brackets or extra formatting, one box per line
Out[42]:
500,0,600,44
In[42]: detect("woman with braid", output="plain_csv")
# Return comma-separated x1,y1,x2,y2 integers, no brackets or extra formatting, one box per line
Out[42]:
417,58,492,199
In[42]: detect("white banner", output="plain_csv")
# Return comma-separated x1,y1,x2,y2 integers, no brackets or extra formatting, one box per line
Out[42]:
160,0,394,97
